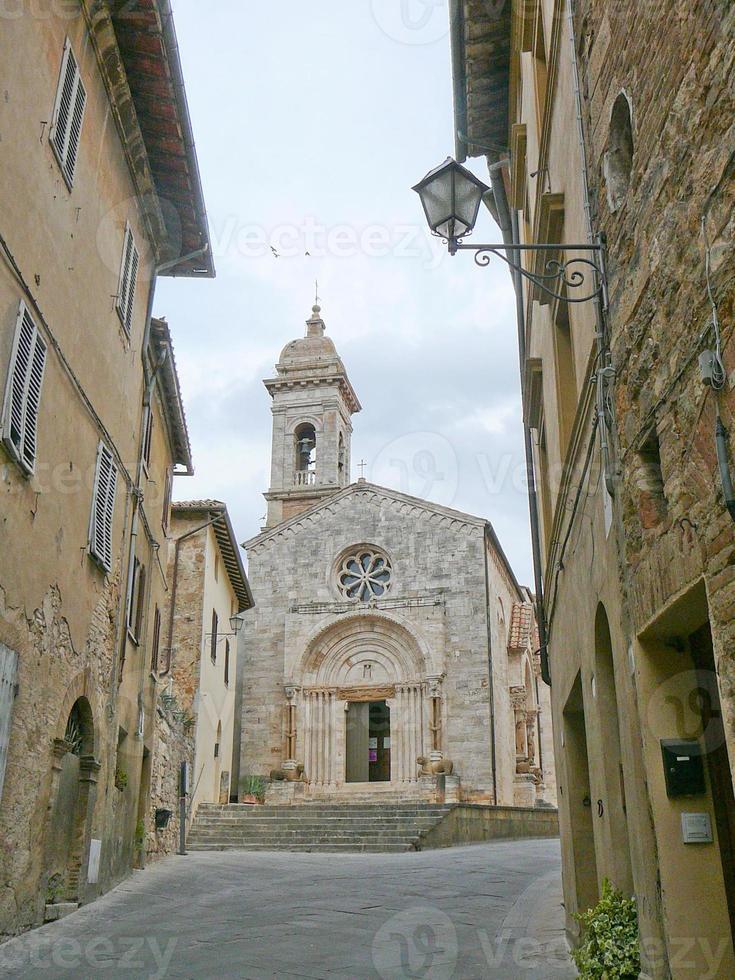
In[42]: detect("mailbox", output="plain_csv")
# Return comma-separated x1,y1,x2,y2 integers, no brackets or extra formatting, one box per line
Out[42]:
661,739,706,798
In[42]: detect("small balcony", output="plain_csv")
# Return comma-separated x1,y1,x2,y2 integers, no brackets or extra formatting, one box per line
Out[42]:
294,470,316,487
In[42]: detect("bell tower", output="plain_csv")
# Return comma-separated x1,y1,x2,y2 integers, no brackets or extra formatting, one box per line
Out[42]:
263,303,361,527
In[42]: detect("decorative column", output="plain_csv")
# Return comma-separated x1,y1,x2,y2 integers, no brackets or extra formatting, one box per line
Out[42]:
426,676,444,755
284,686,298,764
510,686,529,773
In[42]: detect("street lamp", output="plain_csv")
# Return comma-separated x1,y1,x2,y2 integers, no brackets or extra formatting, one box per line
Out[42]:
229,614,243,635
412,157,489,246
413,157,607,307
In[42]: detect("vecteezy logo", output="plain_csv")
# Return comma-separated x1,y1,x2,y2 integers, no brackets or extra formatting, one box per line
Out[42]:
371,432,459,507
372,906,458,979
646,669,725,752
371,0,449,46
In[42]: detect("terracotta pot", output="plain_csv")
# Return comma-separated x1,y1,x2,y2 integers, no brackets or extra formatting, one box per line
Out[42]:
241,794,260,805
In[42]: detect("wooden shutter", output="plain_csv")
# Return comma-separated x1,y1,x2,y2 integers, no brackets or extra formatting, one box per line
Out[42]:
50,39,86,187
151,606,161,672
134,563,146,642
116,225,139,335
224,639,230,686
211,609,218,663
162,467,172,532
2,301,47,474
89,442,117,571
0,643,19,806
142,408,153,469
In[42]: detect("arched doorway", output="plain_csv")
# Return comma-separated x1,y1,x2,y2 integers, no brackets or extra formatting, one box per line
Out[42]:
293,614,432,790
594,603,633,894
45,697,99,906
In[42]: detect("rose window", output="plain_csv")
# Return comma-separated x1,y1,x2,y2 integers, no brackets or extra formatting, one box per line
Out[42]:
337,549,392,601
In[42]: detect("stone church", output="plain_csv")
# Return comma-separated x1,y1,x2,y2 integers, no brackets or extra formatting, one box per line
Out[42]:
236,304,555,807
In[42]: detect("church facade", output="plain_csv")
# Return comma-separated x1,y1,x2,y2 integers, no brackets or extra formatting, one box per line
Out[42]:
236,305,555,806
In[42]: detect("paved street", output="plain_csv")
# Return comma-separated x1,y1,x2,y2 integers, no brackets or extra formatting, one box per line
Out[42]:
0,839,575,979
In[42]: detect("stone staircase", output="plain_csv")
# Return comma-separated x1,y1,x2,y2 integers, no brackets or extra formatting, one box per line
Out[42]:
187,801,456,853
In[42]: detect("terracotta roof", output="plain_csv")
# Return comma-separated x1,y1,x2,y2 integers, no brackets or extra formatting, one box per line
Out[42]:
450,0,512,161
172,500,253,611
110,0,214,277
508,602,535,652
149,318,192,472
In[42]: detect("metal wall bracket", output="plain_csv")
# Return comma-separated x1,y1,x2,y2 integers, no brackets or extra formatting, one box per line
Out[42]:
447,239,607,308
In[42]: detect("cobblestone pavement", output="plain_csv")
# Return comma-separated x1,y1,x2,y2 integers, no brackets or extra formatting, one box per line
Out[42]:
0,839,576,979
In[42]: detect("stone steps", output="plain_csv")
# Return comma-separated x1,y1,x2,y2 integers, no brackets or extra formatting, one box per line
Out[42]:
187,801,455,853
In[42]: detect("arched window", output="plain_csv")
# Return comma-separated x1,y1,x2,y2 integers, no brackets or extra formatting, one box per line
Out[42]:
338,433,345,480
605,92,634,212
294,423,316,486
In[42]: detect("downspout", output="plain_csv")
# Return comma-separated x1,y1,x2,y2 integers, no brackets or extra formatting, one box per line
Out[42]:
483,527,499,805
566,0,615,498
486,152,552,687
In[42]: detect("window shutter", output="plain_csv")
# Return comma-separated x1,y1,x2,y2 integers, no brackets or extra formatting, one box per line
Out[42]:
116,225,139,335
0,643,19,806
89,442,117,572
211,610,218,663
2,302,47,474
134,563,146,641
151,606,161,673
50,39,86,187
142,408,153,469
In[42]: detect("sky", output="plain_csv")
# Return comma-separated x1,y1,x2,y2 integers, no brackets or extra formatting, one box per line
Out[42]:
155,0,533,585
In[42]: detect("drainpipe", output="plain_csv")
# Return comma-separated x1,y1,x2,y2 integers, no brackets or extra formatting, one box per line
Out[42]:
566,0,615,498
484,152,552,687
483,528,499,805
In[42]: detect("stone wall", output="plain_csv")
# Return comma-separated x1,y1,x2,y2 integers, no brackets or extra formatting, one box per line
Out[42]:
146,699,194,863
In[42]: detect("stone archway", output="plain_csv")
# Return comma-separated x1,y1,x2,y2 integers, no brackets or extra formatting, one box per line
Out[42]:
290,614,435,791
44,676,101,909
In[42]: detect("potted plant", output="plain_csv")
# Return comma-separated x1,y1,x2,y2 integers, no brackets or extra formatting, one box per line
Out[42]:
572,878,640,979
239,774,266,804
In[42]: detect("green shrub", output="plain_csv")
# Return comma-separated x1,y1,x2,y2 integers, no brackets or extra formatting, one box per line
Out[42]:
572,879,640,979
239,774,267,802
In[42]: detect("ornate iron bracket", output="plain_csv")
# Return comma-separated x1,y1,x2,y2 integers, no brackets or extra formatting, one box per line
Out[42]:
447,239,607,308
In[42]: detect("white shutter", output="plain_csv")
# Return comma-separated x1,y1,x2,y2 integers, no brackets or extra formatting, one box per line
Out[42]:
1,301,47,474
116,225,139,335
50,39,86,188
89,442,117,572
0,643,19,806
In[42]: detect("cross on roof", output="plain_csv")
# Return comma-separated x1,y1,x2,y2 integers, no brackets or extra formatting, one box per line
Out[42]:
358,459,367,479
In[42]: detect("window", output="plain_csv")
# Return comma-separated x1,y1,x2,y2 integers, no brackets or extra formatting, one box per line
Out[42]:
116,224,139,335
214,553,219,582
2,301,46,474
141,408,153,472
605,93,634,212
337,548,392,602
210,609,218,663
635,426,667,527
224,639,230,686
127,557,146,642
151,606,161,673
49,39,87,188
89,442,118,572
294,422,316,485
